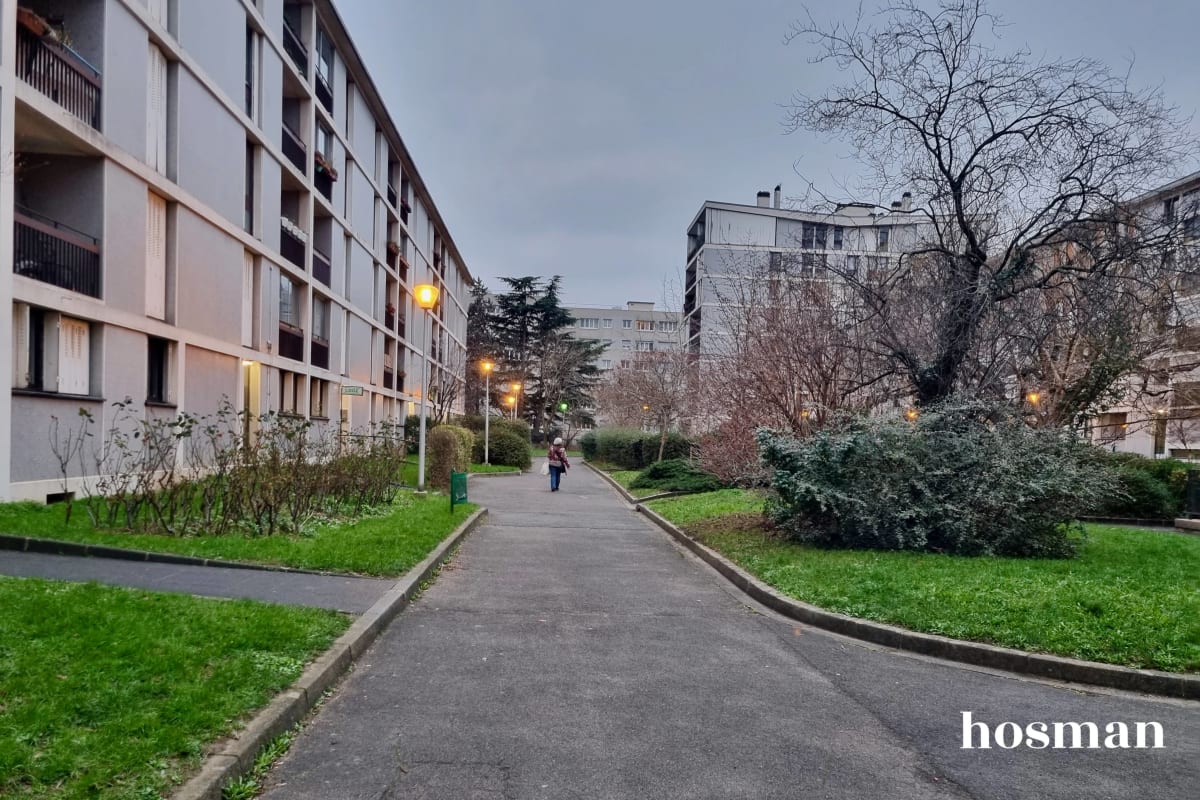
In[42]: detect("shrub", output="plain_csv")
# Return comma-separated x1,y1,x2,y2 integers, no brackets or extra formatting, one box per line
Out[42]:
440,424,475,472
591,428,691,469
404,415,434,454
488,430,532,470
579,431,598,460
1097,453,1188,518
696,417,771,488
630,459,724,493
758,400,1116,558
426,427,460,490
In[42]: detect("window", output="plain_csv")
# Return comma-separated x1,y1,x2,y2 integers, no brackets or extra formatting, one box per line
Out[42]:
622,319,632,329
146,192,167,320
311,378,328,418
278,369,303,414
602,319,613,328
846,254,861,278
636,341,654,352
147,337,170,403
316,27,333,87
1095,412,1127,442
244,142,256,233
147,44,168,172
242,252,256,347
577,317,599,329
621,340,632,350
1165,198,1177,223
13,306,90,395
599,359,612,369
801,223,827,249
244,24,260,120
317,122,333,159
313,296,331,342
832,226,844,250
279,276,301,328
657,320,677,332
636,320,654,331
877,227,890,252
769,251,782,273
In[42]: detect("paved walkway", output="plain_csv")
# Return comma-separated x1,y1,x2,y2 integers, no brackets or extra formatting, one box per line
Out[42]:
259,467,1199,799
0,550,393,614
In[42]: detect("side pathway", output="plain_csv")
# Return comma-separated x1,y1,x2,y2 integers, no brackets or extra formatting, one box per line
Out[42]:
259,467,1200,799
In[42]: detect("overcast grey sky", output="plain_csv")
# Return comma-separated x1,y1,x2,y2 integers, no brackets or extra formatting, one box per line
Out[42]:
336,0,1200,309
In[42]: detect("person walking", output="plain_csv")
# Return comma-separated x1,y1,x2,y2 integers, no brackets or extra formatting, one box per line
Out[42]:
547,437,570,492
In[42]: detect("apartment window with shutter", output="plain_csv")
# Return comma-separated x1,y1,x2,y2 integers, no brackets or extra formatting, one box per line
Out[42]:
602,318,612,328
244,142,256,233
622,319,632,329
877,227,890,252
242,251,256,346
14,308,92,395
147,337,170,403
147,44,168,172
832,226,844,249
146,192,167,319
313,296,330,342
279,276,301,329
278,369,302,414
244,23,260,120
311,378,328,418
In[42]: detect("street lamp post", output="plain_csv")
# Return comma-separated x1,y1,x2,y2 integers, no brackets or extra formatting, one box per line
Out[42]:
511,382,522,421
414,283,439,493
481,360,494,464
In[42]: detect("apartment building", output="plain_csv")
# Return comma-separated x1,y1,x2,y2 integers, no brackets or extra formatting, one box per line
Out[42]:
683,186,934,358
2,0,471,501
564,301,683,372
1089,170,1200,458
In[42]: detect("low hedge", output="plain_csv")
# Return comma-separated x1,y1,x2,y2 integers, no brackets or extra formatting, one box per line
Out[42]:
484,430,531,470
629,459,724,493
590,428,691,469
1098,453,1188,519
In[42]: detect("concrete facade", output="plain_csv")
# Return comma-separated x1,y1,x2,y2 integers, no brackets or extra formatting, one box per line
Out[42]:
563,301,683,373
3,0,471,500
683,188,933,358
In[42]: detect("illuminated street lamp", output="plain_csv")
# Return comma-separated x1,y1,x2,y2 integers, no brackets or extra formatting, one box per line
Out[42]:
905,408,919,422
481,360,494,464
414,283,439,493
506,395,516,419
1026,391,1041,406
511,382,522,420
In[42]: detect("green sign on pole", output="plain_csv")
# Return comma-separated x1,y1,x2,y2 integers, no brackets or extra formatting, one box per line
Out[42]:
450,471,468,511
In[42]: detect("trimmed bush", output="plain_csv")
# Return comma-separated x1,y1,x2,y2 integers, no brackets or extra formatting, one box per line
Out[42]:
442,425,475,472
426,427,460,490
758,400,1116,558
488,430,532,470
630,459,724,493
591,427,691,469
579,430,598,460
1098,453,1188,518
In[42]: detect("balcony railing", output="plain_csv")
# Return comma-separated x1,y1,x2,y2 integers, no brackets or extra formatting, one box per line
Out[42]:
280,223,305,269
314,168,332,201
282,20,307,75
14,207,101,298
313,249,331,287
311,337,329,370
387,184,398,209
385,309,396,330
315,72,333,113
16,23,101,129
383,369,394,390
281,123,306,173
278,323,304,361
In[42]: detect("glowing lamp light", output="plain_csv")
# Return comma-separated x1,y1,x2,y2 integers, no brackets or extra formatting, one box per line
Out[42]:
481,360,494,373
1026,391,1040,405
905,409,919,421
414,284,439,310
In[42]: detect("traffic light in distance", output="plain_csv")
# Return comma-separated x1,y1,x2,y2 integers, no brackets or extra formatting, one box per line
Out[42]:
558,402,569,412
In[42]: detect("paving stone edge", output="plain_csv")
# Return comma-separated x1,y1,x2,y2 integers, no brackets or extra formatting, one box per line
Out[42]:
168,506,489,800
587,462,1199,700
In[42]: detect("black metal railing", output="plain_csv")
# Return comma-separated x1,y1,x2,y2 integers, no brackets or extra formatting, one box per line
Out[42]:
280,223,305,269
315,72,333,113
313,249,331,287
14,207,101,298
282,20,307,75
385,309,396,330
311,337,329,370
278,323,304,361
314,169,332,201
281,123,306,172
16,23,101,129
387,184,398,209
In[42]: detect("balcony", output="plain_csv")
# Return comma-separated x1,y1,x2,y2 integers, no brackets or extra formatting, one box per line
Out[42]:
281,123,306,173
280,219,306,269
311,336,329,370
315,72,333,114
16,19,101,129
278,323,304,361
313,248,331,287
387,184,398,209
14,206,101,298
282,19,307,76
385,307,396,330
383,369,394,390
314,168,332,202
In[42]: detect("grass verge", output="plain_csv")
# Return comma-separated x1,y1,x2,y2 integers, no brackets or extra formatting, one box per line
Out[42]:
646,492,1200,672
606,470,661,498
469,463,521,474
0,576,348,800
0,495,476,576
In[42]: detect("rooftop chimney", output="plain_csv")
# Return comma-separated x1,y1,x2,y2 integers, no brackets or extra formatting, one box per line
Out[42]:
756,191,770,208
901,192,912,212
773,184,781,209
891,201,902,210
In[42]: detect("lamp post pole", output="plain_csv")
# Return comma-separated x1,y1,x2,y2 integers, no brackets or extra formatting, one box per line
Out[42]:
414,284,439,494
482,361,493,464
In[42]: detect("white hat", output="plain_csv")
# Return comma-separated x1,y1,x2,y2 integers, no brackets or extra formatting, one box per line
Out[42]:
553,437,563,445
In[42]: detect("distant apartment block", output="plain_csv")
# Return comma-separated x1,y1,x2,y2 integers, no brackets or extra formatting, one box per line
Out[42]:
2,0,471,500
564,301,683,372
683,187,934,357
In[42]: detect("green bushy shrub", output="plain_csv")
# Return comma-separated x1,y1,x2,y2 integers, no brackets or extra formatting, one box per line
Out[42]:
1098,453,1188,518
630,459,724,493
426,427,460,490
591,428,691,469
579,431,598,460
488,430,532,470
438,425,474,472
758,400,1115,558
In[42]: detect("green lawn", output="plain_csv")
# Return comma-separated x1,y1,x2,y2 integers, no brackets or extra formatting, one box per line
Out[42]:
469,463,521,474
0,576,348,800
606,470,660,498
647,492,1200,672
0,495,475,577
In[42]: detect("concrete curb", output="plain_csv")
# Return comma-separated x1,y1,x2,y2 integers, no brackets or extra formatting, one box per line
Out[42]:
635,503,1200,701
591,461,1197,698
169,506,489,800
466,470,523,478
0,533,337,575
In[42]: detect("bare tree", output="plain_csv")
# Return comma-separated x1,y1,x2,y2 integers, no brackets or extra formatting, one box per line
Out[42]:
786,0,1195,406
594,348,697,461
429,345,466,424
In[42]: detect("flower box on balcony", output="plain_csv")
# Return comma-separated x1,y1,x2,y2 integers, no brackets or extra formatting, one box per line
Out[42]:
386,241,401,257
18,7,49,36
313,152,339,181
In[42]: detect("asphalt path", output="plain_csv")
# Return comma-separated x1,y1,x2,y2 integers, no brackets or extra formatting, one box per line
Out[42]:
260,467,1199,799
0,550,393,613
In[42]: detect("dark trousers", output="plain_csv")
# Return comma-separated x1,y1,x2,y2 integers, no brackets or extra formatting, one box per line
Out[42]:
549,464,563,491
